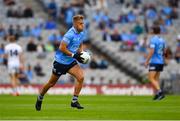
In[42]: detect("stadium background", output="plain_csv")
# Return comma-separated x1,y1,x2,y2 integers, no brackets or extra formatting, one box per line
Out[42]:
0,0,180,120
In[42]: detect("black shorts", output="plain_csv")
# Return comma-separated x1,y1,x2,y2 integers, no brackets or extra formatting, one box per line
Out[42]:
52,61,77,76
149,63,164,72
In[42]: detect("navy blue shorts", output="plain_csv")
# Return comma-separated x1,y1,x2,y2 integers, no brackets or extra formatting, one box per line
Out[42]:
52,61,77,76
149,63,164,72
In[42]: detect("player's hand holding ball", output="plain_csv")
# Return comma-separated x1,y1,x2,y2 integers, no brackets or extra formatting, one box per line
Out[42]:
72,52,84,63
80,51,91,64
73,51,91,64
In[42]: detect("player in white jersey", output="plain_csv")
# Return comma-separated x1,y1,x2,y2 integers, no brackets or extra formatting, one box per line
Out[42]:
4,36,24,96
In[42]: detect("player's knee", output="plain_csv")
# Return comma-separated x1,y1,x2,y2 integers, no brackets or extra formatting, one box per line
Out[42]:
149,76,155,82
148,76,153,81
48,82,56,87
148,74,154,81
77,76,84,83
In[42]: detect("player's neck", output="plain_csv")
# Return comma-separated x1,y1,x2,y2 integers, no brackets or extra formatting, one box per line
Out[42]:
73,26,81,34
154,34,160,37
10,42,16,44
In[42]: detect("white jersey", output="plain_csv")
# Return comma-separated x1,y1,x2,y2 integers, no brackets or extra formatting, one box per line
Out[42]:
5,43,23,68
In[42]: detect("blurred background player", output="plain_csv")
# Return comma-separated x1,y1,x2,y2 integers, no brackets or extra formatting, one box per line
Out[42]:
35,15,86,111
4,35,24,96
144,26,168,100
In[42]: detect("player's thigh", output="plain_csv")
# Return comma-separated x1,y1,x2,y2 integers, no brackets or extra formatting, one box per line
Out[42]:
9,73,15,81
9,68,17,81
155,72,160,81
148,71,157,81
9,73,18,84
48,73,59,85
68,64,84,81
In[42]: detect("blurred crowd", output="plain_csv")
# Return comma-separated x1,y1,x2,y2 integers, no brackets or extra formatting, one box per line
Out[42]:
90,0,180,64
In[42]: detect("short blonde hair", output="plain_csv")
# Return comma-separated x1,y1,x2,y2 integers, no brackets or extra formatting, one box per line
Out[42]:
73,15,84,22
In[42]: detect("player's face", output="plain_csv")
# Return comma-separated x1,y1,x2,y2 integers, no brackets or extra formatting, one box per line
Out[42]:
75,20,84,32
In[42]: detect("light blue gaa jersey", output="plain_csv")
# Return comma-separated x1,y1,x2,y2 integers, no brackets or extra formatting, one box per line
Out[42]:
55,27,84,65
149,35,167,64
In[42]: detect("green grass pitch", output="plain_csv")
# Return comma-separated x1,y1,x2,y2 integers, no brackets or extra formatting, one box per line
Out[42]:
0,95,180,120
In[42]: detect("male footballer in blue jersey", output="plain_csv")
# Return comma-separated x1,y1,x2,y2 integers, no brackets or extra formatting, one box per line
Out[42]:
144,26,168,100
35,15,86,110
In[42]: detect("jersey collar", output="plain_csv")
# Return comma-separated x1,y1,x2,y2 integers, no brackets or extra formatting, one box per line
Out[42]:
72,27,80,34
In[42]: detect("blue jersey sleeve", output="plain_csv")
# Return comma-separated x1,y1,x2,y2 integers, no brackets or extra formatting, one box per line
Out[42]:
62,33,73,45
149,37,156,48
